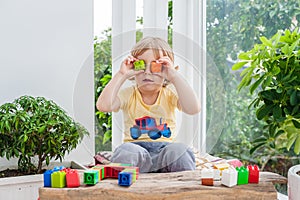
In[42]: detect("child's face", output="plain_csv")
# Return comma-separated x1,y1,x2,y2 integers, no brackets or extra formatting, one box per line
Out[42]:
135,50,164,93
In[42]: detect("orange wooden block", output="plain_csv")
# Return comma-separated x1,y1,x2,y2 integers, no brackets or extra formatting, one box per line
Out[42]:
150,61,162,73
202,178,214,186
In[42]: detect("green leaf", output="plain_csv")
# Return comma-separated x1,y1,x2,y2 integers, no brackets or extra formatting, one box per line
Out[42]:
38,125,46,133
287,134,297,151
290,90,298,106
256,104,274,120
260,36,273,47
273,105,282,121
103,130,112,144
232,61,248,70
46,156,50,165
292,120,300,128
250,142,265,154
250,74,265,94
23,134,28,142
238,52,251,60
271,66,280,75
294,134,300,155
252,137,267,144
274,129,285,138
262,76,272,89
281,44,290,55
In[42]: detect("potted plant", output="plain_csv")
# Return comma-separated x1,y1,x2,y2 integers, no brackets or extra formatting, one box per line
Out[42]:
232,28,300,199
0,95,89,198
0,95,89,174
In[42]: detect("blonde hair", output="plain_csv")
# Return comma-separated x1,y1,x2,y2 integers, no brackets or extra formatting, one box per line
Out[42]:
131,37,174,62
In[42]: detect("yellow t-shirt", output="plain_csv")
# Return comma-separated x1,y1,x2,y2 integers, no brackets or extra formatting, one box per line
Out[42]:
117,85,180,142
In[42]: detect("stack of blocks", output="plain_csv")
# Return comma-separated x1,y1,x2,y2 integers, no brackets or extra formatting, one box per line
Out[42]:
201,169,214,186
85,163,139,186
221,165,259,187
44,166,80,188
200,164,260,187
43,163,139,188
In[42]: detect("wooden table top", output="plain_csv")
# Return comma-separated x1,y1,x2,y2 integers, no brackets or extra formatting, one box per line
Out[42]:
39,170,286,200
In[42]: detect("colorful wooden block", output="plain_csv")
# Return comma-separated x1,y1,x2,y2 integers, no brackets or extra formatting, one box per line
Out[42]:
201,169,214,186
248,165,259,183
118,172,133,186
236,166,249,185
65,169,80,188
133,60,146,70
150,61,162,73
202,178,214,186
88,163,139,187
84,170,99,185
213,163,230,171
92,165,105,180
227,159,243,168
43,170,53,187
213,169,221,180
221,169,238,187
51,171,66,188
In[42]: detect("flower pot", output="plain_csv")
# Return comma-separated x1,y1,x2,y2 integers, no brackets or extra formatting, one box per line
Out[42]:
288,165,300,200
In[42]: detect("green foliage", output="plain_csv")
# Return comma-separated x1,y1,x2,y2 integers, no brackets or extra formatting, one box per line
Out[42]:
207,0,300,174
0,96,88,174
94,29,113,152
232,29,300,154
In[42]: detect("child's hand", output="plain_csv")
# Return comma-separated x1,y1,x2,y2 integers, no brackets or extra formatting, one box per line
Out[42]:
119,56,143,78
157,56,177,82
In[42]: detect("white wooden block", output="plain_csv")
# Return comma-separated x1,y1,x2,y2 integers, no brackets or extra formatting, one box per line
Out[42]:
221,169,237,187
213,169,221,180
201,169,214,178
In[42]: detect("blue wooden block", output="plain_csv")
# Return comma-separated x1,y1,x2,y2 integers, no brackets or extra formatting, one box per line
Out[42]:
43,170,53,187
118,172,132,186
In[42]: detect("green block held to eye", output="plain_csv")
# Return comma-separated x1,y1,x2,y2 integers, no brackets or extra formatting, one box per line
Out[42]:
133,60,146,70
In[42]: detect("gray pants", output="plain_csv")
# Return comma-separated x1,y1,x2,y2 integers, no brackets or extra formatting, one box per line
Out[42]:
111,142,196,173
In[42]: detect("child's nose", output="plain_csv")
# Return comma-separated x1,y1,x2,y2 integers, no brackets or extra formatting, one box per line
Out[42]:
144,65,151,74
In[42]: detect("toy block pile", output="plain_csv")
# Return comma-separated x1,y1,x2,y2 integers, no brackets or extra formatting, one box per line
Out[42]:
86,163,139,186
44,166,80,188
43,163,139,188
200,162,260,187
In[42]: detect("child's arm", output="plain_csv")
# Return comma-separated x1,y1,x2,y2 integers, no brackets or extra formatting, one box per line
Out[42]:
158,57,201,115
96,56,140,112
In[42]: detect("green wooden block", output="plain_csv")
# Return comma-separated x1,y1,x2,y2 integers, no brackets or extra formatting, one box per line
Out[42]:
133,60,146,70
122,168,136,182
84,170,99,185
236,166,249,185
51,171,66,188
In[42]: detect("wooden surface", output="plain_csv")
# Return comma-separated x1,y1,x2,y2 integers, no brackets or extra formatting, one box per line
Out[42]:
39,170,286,200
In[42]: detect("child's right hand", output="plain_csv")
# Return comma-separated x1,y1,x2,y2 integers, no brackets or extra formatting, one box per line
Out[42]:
119,56,143,78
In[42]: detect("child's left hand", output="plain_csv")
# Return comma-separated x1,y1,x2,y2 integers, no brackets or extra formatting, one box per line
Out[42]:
157,56,177,82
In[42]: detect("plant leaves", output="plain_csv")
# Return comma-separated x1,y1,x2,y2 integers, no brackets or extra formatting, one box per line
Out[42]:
287,134,297,151
250,74,265,94
260,36,273,47
294,134,300,155
256,104,274,120
232,61,248,70
290,90,298,106
250,142,266,154
292,119,300,128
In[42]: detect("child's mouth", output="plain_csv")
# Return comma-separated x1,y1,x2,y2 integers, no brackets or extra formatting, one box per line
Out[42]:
143,79,154,82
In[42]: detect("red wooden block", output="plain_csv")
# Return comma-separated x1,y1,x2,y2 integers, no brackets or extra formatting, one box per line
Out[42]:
66,169,80,188
247,165,259,184
111,167,124,178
